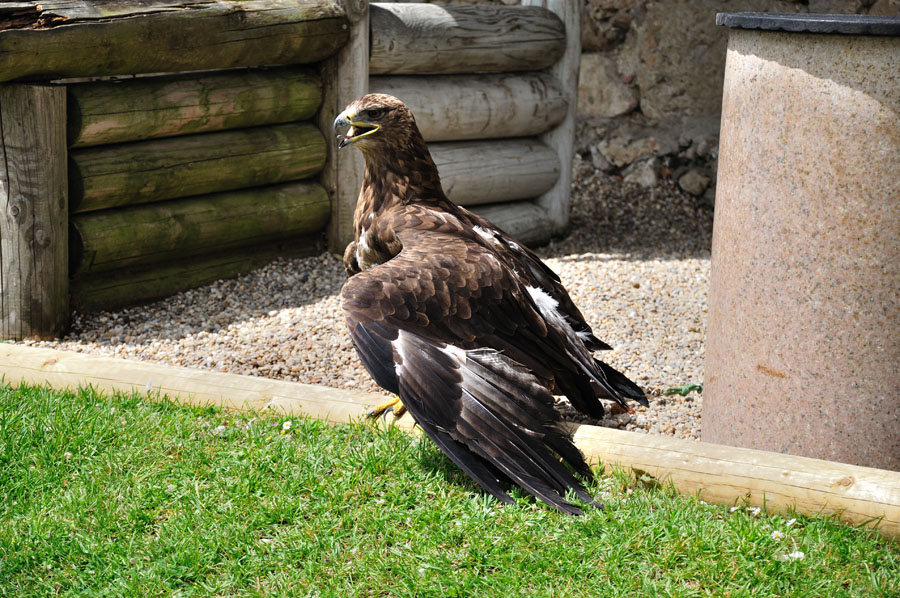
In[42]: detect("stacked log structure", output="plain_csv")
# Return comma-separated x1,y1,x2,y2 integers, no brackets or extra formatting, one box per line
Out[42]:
64,68,330,313
0,1,348,333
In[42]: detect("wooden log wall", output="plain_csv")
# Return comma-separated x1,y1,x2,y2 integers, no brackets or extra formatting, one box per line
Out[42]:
64,67,331,312
0,0,349,332
334,1,579,249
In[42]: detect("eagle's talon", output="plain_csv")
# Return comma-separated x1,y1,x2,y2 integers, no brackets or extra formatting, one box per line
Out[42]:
367,396,407,419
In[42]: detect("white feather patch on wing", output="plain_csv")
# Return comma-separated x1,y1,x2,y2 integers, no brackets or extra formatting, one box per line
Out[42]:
356,227,372,269
526,285,561,319
526,285,589,350
472,226,496,244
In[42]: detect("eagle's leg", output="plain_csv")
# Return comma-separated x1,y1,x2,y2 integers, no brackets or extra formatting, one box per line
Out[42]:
367,395,407,419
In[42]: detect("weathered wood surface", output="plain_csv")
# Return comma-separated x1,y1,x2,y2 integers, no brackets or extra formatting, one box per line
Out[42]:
0,1,348,82
369,3,565,75
471,200,553,247
68,67,323,148
69,123,326,213
318,0,369,253
370,73,567,142
70,235,323,311
70,182,330,274
3,343,899,538
431,139,559,206
570,424,900,539
522,0,580,234
0,84,68,340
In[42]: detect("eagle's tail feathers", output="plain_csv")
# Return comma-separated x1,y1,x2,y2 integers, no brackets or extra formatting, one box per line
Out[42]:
594,358,649,408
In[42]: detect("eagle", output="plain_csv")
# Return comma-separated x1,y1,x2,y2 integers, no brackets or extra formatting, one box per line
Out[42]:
334,94,647,514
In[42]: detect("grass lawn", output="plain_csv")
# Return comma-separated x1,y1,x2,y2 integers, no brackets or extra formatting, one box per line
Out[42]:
1,382,897,597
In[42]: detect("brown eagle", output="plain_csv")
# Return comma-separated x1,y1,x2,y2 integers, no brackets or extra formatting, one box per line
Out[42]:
334,94,647,514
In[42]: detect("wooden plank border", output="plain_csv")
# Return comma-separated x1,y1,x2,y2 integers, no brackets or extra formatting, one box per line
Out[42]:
2,343,898,539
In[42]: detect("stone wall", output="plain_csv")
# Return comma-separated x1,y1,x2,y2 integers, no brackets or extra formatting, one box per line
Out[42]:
578,0,899,202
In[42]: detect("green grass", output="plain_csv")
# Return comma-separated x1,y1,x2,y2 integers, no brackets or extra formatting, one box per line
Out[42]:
1,383,897,597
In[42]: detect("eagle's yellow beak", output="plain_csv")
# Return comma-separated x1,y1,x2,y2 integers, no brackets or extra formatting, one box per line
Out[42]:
333,109,380,149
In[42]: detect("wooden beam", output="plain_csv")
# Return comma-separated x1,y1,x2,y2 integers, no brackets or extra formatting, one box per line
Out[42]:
570,424,900,539
70,234,324,312
67,67,323,148
317,0,369,254
369,3,565,75
370,72,568,142
0,84,68,340
521,0,580,235
70,182,330,275
0,1,348,83
2,343,898,539
69,123,326,213
431,139,559,207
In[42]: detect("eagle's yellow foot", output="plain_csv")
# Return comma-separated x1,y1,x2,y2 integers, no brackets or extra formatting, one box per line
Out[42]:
368,396,407,419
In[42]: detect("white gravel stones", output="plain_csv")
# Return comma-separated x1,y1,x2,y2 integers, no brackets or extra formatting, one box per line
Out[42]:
22,156,713,440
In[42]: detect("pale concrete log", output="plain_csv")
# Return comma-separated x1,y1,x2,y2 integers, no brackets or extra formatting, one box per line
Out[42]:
0,1,347,82
69,123,326,213
68,67,323,148
2,343,898,539
369,73,568,142
318,0,369,254
369,3,565,75
70,234,323,312
431,139,559,206
471,200,553,247
522,0,580,235
70,182,330,274
0,84,67,340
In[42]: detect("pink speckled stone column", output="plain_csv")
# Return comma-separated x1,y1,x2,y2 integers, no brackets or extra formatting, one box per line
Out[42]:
703,28,900,470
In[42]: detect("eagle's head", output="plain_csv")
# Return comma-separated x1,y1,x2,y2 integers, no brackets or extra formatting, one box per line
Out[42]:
333,94,418,154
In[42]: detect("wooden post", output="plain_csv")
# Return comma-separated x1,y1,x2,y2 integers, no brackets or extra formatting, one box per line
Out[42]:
0,84,68,340
521,0,580,235
319,0,369,254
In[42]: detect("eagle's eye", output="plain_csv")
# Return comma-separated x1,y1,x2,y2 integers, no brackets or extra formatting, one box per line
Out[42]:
364,107,389,120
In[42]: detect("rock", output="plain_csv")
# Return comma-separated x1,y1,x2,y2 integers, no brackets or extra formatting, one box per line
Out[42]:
578,53,639,119
868,0,900,15
678,169,711,196
582,0,636,52
595,134,659,167
590,145,613,171
623,157,658,187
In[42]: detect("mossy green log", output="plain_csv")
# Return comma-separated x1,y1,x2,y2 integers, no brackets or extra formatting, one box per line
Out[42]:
67,67,323,148
0,1,348,82
68,123,326,213
69,233,324,312
70,181,330,275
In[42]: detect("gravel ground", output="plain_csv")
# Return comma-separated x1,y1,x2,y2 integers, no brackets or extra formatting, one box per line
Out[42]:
23,154,713,440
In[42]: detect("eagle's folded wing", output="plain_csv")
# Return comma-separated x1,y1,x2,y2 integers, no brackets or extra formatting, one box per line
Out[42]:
342,235,599,514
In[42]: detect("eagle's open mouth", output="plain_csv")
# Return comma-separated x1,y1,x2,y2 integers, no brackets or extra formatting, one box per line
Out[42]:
336,117,380,149
347,124,376,140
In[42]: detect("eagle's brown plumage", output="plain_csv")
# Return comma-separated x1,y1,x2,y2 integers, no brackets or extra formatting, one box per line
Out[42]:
335,94,647,514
